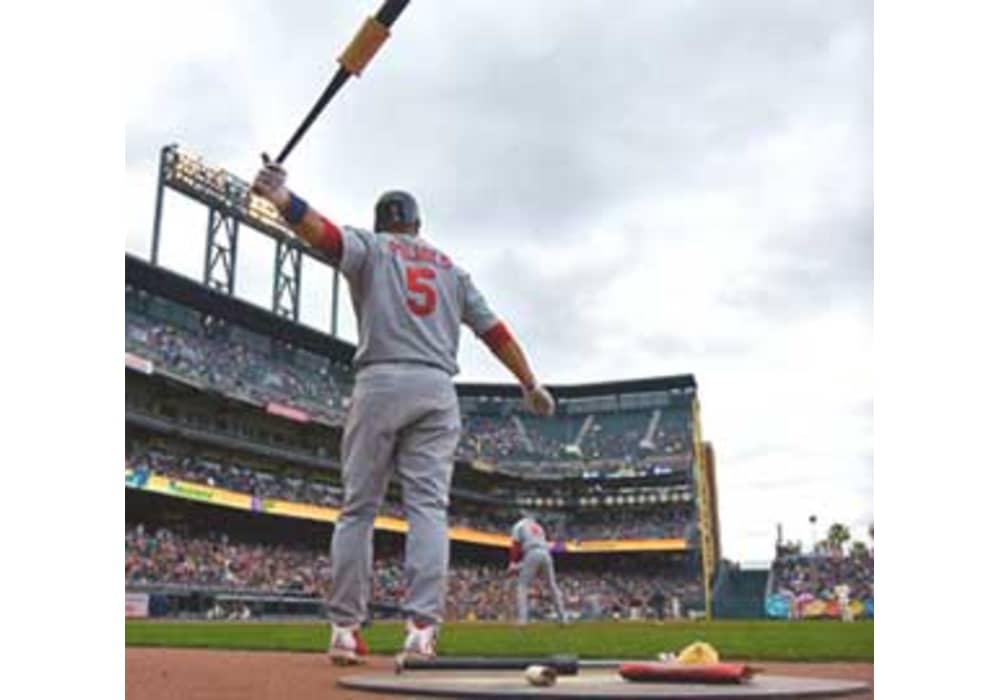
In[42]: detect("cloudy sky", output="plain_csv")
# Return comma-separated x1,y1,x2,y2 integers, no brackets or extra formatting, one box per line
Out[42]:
125,0,872,563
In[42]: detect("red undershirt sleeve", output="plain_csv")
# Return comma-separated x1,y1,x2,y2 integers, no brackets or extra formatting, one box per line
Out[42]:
316,216,344,263
480,321,514,352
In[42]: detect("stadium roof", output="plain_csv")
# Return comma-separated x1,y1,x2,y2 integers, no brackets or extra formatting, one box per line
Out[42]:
126,254,696,397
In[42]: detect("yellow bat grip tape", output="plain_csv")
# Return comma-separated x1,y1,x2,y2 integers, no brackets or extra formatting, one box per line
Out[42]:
338,17,390,76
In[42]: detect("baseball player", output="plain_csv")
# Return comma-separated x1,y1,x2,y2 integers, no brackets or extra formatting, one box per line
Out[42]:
508,513,567,625
252,160,555,665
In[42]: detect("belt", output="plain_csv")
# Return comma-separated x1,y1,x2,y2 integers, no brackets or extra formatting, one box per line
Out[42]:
355,359,452,375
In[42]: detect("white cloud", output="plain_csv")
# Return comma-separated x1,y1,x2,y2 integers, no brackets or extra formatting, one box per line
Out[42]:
126,0,872,562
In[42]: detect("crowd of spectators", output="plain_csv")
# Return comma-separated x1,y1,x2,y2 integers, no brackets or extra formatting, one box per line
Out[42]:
127,442,412,517
128,443,345,509
456,412,692,469
125,525,701,621
126,300,352,424
448,508,515,534
457,415,583,464
770,549,874,604
125,524,327,595
128,299,693,469
457,415,527,462
519,416,576,462
579,414,646,463
650,416,693,458
127,438,693,541
447,559,701,622
561,508,692,541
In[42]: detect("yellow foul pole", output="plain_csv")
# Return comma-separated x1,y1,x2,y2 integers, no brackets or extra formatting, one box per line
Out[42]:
691,396,715,620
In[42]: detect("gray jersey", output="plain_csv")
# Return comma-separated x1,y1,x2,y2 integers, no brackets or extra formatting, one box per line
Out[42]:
512,518,549,553
338,227,499,375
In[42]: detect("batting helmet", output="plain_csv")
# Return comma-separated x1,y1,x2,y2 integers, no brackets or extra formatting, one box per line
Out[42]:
374,190,420,232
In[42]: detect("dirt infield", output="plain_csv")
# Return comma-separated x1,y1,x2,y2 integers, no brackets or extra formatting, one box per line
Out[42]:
125,648,872,699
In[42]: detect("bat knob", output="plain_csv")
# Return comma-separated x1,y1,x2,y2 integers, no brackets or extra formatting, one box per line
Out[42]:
550,654,579,676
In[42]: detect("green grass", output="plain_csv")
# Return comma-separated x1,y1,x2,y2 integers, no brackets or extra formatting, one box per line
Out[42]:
125,619,873,662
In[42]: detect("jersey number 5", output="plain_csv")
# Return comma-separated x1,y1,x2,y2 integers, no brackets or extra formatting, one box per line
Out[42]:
405,266,437,316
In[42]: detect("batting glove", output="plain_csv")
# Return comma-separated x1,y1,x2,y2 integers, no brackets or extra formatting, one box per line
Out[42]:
522,383,555,417
251,154,290,210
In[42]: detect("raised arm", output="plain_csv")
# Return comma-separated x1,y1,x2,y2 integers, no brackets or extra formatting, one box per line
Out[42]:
251,158,344,264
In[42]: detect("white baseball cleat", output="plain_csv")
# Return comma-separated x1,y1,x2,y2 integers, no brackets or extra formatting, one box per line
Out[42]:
327,624,369,666
400,618,438,659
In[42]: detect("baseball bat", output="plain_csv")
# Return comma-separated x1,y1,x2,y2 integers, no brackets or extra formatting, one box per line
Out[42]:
394,654,631,676
274,0,411,163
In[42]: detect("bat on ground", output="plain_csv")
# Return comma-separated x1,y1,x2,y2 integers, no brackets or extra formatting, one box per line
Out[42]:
394,654,626,676
273,0,411,164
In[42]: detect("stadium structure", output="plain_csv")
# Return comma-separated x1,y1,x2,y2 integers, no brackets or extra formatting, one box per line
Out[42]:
123,146,788,624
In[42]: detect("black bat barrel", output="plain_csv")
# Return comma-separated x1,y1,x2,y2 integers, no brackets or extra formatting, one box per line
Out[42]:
375,0,410,27
397,654,580,676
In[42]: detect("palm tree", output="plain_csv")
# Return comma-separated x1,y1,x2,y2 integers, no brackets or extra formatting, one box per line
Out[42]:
827,523,851,555
850,540,869,558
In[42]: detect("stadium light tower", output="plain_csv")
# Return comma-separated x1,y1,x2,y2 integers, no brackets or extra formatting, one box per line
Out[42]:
149,144,342,334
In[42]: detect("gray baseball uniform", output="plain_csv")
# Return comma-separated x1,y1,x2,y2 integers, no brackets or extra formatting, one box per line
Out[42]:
512,517,567,624
327,227,500,627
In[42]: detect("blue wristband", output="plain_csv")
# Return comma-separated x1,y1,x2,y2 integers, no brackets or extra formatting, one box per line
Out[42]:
284,192,308,225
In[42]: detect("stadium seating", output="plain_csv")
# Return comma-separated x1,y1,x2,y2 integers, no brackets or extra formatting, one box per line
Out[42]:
127,288,353,424
650,411,693,457
579,410,648,461
127,288,695,473
125,524,702,621
770,551,874,604
125,283,707,625
458,409,694,473
126,436,692,541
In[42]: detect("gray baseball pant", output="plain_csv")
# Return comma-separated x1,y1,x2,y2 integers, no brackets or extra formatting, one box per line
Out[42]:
327,364,460,627
517,547,567,623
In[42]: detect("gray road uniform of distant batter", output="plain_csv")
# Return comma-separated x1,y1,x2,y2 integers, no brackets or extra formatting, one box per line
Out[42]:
511,517,567,624
327,225,499,627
